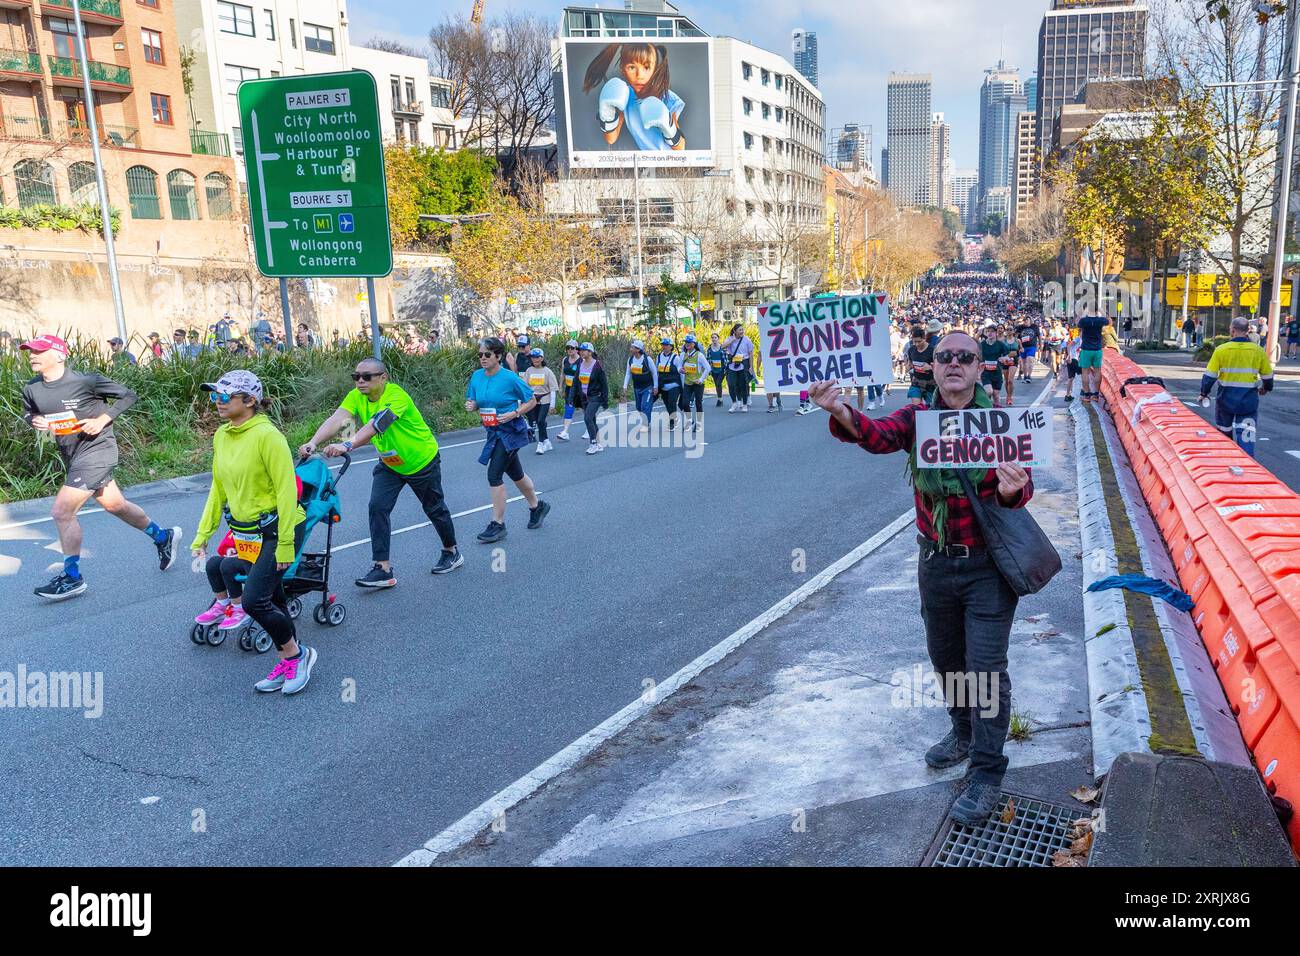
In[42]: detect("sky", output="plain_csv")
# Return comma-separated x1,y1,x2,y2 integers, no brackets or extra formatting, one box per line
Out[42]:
349,0,1054,171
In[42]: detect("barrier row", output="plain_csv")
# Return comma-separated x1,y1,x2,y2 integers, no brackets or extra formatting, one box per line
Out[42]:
1098,354,1300,851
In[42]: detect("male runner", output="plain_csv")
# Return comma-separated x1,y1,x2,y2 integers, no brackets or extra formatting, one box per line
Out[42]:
20,334,180,600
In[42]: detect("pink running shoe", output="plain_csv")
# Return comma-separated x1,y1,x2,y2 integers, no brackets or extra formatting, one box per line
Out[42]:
194,600,228,625
217,604,249,631
255,657,292,693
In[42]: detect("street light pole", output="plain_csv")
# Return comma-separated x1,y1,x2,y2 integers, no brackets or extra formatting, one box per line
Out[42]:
1266,0,1299,361
72,0,126,342
633,153,645,316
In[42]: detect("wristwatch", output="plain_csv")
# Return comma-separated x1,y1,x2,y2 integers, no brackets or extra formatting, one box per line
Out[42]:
342,440,353,451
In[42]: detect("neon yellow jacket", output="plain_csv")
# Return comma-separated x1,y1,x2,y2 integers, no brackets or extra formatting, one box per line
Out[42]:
1202,336,1274,415
190,414,302,563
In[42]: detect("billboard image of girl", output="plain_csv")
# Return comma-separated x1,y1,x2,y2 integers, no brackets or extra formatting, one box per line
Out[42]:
582,43,686,151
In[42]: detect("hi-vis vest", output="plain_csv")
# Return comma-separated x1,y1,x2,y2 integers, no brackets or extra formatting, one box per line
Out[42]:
681,351,707,385
1204,338,1274,415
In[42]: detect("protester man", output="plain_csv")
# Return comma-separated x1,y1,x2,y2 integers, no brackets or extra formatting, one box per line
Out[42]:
107,337,137,366
1199,316,1274,457
301,357,462,587
19,334,180,600
1075,310,1110,404
810,331,1033,826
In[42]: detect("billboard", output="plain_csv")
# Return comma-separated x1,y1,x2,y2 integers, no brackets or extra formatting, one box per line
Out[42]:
561,37,715,168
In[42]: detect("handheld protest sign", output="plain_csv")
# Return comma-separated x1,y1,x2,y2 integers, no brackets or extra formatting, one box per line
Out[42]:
756,293,893,390
915,405,1054,469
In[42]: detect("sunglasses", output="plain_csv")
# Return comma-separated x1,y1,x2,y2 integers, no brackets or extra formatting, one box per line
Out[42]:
351,372,384,382
934,350,979,366
478,352,496,359
208,391,245,404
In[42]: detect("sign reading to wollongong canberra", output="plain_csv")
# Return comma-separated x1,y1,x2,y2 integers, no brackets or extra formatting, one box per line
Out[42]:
914,406,1055,470
756,293,893,389
238,71,392,278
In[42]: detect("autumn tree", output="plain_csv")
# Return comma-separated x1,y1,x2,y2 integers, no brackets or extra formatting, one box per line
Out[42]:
384,146,497,249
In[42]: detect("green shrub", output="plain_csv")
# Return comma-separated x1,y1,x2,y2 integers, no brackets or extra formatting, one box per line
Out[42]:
1194,334,1230,363
0,202,120,234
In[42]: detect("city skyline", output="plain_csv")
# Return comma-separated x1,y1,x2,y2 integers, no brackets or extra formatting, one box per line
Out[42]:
351,0,1054,170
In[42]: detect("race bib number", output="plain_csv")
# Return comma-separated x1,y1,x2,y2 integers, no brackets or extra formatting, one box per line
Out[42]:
710,360,722,369
564,375,574,387
479,408,499,428
528,373,545,387
630,359,644,372
46,411,82,436
378,448,405,467
983,362,997,371
231,530,263,563
579,374,591,386
658,361,671,373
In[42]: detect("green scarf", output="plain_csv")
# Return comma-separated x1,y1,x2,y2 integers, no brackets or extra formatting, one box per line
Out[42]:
907,387,991,549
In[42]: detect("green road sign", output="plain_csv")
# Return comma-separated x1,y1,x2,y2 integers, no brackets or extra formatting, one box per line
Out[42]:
1285,253,1300,265
238,70,392,278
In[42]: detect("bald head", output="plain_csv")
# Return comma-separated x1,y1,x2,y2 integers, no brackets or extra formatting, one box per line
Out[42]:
938,331,977,354
357,358,386,374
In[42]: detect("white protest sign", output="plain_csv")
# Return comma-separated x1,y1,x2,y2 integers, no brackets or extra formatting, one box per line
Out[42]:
915,405,1054,469
756,293,893,389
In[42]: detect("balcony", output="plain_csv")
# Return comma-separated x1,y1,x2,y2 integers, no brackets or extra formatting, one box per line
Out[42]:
59,120,138,147
0,0,34,11
47,54,131,91
0,113,50,140
189,129,231,157
0,47,41,77
392,100,424,117
41,0,122,24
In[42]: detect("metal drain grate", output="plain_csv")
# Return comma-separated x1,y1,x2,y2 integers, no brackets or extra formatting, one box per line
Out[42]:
925,793,1081,867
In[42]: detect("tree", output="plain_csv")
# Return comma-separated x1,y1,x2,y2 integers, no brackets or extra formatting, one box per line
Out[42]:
996,188,1068,279
638,273,694,324
384,146,497,248
364,36,423,57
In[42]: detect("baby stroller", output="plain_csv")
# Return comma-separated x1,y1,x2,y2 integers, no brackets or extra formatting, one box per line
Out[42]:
190,453,351,653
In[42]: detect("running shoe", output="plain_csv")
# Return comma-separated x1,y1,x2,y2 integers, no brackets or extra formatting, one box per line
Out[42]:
355,564,397,589
715,399,723,407
156,526,182,571
217,604,249,631
1064,394,1075,403
580,430,589,439
586,443,604,455
691,420,699,433
767,405,775,413
195,599,228,625
527,500,551,530
34,571,86,602
255,657,292,693
281,645,316,695
477,521,507,543
535,441,546,455
740,405,749,413
555,431,570,441
728,402,738,413
431,550,464,574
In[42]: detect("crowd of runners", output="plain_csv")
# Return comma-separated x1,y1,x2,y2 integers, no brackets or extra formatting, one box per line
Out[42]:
15,269,1111,696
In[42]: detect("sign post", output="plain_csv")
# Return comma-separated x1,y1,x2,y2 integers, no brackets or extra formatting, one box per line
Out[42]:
238,70,392,358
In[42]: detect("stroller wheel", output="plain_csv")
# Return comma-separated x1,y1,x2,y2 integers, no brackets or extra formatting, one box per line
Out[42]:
287,597,303,620
239,629,254,652
313,603,329,626
190,622,208,645
205,624,228,647
253,628,274,654
327,602,347,627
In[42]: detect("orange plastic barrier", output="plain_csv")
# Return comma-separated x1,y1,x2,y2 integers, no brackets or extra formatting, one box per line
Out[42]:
1097,352,1300,849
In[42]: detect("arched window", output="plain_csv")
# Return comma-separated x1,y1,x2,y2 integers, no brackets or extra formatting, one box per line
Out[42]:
166,169,198,220
15,159,56,207
204,172,233,220
68,162,97,205
126,165,161,219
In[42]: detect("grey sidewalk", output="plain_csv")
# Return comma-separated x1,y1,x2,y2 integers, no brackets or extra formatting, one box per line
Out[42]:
431,409,1094,866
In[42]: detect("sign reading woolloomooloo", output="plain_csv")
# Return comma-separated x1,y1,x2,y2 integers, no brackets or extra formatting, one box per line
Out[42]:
756,293,893,390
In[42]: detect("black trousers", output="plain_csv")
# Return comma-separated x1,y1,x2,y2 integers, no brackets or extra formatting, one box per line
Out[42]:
527,399,549,442
369,454,456,562
917,544,1017,784
710,372,726,397
241,523,305,650
679,383,705,413
727,367,750,403
660,385,681,416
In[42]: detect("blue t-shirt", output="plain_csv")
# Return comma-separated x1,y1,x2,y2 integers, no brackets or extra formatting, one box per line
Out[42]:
1078,315,1109,351
466,367,534,415
624,89,686,151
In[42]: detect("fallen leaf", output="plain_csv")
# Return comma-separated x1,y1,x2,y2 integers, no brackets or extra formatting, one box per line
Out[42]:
1071,830,1095,855
1000,800,1016,824
1052,849,1085,867
1071,785,1101,804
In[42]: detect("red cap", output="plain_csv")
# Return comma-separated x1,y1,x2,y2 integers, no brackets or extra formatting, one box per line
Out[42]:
19,334,69,356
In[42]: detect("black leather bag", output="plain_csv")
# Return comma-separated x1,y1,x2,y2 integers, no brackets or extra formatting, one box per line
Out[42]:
956,471,1062,596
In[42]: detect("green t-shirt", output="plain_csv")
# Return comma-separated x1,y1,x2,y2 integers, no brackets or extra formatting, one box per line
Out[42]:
340,382,437,475
979,340,1006,370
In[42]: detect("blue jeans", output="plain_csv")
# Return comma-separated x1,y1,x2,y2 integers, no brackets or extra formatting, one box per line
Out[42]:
917,544,1018,784
634,386,653,422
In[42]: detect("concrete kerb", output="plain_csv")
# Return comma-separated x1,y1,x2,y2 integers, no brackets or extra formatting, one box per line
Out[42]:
1091,401,1250,768
1073,398,1154,776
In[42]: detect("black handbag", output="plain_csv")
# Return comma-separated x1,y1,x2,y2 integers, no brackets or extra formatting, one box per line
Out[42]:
956,471,1062,596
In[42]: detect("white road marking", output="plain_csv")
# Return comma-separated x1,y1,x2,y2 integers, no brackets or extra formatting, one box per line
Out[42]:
1288,451,1300,461
394,508,916,867
330,496,528,553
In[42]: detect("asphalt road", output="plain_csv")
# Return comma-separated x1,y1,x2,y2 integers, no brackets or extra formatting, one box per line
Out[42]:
1,389,941,866
1127,349,1300,492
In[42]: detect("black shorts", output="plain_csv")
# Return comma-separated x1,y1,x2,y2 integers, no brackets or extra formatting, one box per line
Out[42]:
980,370,1003,389
486,440,525,488
63,450,117,493
1067,359,1080,379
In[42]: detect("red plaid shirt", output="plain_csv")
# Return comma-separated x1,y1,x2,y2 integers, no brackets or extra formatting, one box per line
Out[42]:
828,400,1034,548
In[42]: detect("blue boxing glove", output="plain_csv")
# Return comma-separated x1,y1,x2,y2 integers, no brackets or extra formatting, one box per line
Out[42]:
598,77,631,133
639,96,683,147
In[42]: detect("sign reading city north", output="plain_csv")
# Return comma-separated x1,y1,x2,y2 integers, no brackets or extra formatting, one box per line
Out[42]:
756,293,893,389
914,406,1055,470
238,71,392,278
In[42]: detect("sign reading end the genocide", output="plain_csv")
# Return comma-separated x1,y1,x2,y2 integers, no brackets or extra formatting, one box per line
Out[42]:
238,70,392,278
914,406,1055,469
756,293,893,389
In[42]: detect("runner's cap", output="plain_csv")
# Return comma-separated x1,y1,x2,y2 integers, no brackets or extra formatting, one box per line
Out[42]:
566,339,579,348
926,319,943,334
529,347,543,357
684,333,697,344
660,336,673,345
518,335,530,346
579,342,594,352
19,334,68,356
107,337,124,346
201,369,263,401
630,339,645,351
